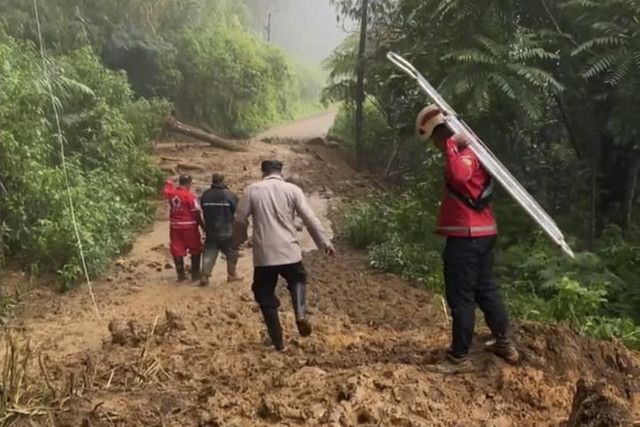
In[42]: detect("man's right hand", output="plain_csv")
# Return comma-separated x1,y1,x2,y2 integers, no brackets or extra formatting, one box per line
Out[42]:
324,243,336,257
451,132,472,149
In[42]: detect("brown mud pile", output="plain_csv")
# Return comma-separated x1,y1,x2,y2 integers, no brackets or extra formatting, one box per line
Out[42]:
2,113,639,426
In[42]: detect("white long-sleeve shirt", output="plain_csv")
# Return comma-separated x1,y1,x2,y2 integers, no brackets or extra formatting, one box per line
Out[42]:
234,175,329,267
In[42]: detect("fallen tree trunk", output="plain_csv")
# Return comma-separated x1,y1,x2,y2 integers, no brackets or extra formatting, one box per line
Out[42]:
165,118,248,152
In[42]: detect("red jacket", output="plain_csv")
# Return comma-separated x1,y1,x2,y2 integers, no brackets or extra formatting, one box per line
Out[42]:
436,139,497,237
163,181,203,230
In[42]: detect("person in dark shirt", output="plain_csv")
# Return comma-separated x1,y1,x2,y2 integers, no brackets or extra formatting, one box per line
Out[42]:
199,173,243,286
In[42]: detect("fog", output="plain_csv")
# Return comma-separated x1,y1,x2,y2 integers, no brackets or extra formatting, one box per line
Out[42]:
252,0,352,65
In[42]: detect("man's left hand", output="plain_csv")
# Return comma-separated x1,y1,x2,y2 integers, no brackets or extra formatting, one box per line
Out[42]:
324,243,336,257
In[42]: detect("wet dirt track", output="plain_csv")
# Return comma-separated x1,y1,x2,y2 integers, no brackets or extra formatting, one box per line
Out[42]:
4,112,640,426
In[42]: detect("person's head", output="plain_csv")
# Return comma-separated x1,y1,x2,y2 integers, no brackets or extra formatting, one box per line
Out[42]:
261,159,283,178
211,173,225,186
178,173,192,188
416,105,452,152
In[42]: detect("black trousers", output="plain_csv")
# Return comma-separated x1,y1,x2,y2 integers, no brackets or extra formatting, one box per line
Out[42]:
443,236,510,358
252,262,307,311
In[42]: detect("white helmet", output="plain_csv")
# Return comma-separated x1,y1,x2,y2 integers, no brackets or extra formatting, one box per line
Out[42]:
416,105,446,141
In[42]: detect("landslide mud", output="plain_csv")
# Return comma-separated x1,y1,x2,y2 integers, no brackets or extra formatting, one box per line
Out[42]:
3,114,639,426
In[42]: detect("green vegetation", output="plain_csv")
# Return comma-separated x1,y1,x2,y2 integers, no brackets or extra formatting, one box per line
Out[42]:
327,101,394,169
328,0,640,348
0,0,324,287
342,192,640,349
0,39,168,287
0,0,324,137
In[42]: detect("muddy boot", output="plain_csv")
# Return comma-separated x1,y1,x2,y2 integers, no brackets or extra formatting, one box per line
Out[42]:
199,275,210,287
190,253,201,281
426,351,475,374
486,336,519,364
290,282,312,337
261,309,284,351
200,246,217,287
226,260,243,283
174,257,186,281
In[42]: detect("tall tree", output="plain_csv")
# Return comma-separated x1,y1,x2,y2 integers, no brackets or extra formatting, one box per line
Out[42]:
354,0,369,170
330,0,393,170
326,0,640,238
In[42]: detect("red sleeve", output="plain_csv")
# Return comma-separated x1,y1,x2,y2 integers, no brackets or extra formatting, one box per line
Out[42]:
445,138,476,184
187,193,203,227
163,180,175,199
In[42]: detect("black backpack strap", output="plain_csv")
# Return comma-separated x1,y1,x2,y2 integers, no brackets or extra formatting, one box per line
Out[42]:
445,176,495,212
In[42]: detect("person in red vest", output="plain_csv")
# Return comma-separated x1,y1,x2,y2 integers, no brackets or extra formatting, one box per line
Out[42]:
416,105,519,373
163,174,203,281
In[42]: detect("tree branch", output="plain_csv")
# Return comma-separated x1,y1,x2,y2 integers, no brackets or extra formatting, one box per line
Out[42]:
539,0,594,54
553,94,583,160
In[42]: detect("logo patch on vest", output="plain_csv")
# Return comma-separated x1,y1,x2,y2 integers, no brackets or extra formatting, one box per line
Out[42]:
460,156,473,167
170,196,181,210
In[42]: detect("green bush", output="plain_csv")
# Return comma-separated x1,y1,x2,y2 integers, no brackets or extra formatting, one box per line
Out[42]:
0,0,325,291
0,0,324,140
339,184,640,350
173,26,284,136
170,26,323,138
0,39,168,287
327,101,395,169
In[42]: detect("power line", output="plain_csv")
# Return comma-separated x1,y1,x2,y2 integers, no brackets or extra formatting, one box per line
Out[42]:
32,0,99,316
265,13,272,42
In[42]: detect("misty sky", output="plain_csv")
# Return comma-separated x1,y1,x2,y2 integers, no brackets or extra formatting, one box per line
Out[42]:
264,0,351,65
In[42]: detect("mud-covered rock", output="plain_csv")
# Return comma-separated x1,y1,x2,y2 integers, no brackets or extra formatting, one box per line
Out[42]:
256,396,282,422
165,307,186,331
108,319,130,345
565,379,631,426
306,136,327,146
198,410,221,427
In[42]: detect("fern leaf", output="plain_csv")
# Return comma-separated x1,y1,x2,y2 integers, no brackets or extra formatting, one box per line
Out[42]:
581,53,624,78
605,53,633,86
514,48,560,61
572,37,627,56
442,49,499,65
561,0,599,10
509,65,565,91
474,35,507,58
488,73,517,99
591,21,627,36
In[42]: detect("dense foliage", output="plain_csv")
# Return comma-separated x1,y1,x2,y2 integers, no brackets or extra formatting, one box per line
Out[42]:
0,0,322,287
0,38,168,286
328,0,640,348
0,0,322,137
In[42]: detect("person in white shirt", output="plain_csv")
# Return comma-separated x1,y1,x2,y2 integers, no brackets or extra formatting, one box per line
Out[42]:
234,160,335,351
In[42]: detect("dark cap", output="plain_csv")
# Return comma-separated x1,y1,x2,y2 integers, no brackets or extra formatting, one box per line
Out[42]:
178,173,192,186
261,160,283,174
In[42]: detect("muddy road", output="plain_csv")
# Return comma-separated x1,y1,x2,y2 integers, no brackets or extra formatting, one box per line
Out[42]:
3,112,640,426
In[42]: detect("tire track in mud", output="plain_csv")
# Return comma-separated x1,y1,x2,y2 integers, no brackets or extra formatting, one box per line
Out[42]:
4,113,640,426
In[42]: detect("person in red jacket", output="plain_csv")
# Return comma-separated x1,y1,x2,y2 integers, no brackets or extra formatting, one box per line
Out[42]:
416,105,518,372
163,174,203,281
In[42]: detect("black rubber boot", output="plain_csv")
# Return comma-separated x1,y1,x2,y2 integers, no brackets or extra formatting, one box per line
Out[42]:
190,253,201,281
261,309,284,351
290,282,312,337
174,257,186,281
